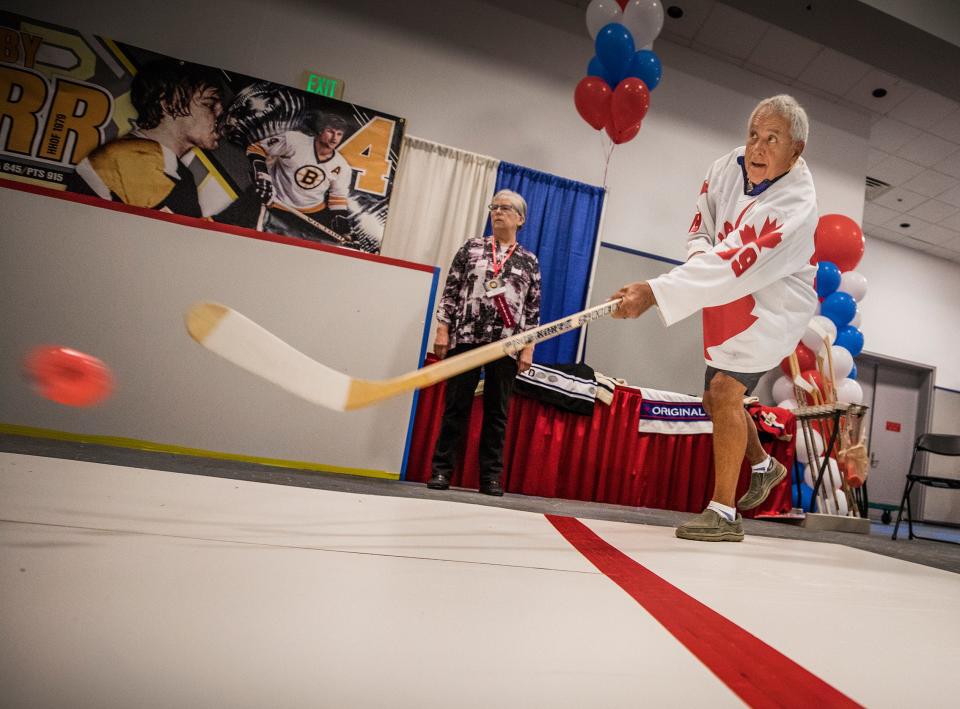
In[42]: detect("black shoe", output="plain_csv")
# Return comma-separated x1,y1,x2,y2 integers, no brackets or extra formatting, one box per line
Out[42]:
427,474,450,490
479,479,504,496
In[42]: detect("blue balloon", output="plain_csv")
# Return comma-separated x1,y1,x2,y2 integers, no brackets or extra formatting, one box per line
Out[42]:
835,325,864,357
595,23,635,85
624,49,662,90
815,260,841,298
587,56,617,89
848,363,858,380
821,291,856,328
792,480,814,511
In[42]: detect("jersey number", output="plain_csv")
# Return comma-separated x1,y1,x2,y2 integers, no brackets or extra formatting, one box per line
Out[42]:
338,116,396,197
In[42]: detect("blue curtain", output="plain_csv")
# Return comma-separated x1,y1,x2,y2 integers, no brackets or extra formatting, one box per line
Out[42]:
492,162,605,364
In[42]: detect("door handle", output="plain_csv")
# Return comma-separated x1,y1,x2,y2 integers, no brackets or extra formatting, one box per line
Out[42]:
870,451,879,468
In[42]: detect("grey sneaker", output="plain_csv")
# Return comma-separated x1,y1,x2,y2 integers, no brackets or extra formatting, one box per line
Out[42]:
737,458,788,510
675,509,744,542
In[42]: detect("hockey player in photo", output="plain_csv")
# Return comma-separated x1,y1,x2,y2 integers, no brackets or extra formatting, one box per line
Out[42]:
610,95,818,543
69,58,225,217
222,82,355,246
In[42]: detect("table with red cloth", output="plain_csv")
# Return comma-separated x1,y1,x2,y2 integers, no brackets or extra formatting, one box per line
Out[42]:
405,371,795,518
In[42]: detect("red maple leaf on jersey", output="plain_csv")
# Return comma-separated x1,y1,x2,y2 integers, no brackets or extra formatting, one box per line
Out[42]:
717,216,784,261
703,216,785,355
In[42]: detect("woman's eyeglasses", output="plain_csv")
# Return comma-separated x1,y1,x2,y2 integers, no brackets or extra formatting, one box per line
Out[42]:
488,204,516,213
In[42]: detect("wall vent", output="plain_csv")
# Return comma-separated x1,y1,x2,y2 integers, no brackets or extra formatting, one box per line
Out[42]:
865,175,892,201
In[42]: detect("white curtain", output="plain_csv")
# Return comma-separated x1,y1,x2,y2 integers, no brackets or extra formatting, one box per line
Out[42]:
380,135,500,289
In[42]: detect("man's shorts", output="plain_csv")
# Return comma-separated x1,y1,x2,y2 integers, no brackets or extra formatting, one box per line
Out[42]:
704,366,764,395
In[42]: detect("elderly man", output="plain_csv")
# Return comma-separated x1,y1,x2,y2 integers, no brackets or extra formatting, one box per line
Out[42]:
612,94,818,542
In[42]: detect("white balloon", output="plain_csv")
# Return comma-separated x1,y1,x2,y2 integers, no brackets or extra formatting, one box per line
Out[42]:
776,398,798,410
772,375,795,405
830,345,854,380
621,0,665,48
816,490,848,516
801,315,837,353
850,304,862,328
835,378,863,404
795,428,823,465
839,270,867,302
585,0,623,39
805,456,842,490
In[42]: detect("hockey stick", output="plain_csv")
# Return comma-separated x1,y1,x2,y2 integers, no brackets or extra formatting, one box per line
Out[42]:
271,200,353,244
185,299,622,411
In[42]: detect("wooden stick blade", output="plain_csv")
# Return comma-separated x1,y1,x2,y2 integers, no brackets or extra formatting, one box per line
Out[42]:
186,302,351,411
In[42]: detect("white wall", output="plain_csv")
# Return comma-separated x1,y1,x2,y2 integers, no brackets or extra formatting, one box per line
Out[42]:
857,236,960,389
6,0,957,391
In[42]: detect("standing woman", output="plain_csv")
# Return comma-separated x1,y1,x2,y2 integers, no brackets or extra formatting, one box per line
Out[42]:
427,189,542,496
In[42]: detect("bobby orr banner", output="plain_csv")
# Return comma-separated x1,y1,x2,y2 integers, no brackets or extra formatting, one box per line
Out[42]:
0,11,405,254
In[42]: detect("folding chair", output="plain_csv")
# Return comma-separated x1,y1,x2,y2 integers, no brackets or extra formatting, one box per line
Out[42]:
891,433,960,542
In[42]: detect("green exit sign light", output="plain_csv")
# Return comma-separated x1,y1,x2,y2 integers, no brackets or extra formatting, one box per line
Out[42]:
304,71,344,100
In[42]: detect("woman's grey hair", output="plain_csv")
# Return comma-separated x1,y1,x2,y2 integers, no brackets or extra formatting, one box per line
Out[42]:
750,94,809,144
493,189,527,221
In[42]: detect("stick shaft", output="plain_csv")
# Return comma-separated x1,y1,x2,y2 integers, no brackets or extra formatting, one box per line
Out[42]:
274,201,351,244
345,299,621,409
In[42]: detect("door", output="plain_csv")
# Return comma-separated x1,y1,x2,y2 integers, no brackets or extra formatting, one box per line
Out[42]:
857,354,934,518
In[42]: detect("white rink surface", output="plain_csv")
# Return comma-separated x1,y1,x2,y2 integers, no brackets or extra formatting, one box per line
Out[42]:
2,452,959,709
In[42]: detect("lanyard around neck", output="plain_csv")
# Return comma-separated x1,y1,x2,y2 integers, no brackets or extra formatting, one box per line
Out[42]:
490,239,517,276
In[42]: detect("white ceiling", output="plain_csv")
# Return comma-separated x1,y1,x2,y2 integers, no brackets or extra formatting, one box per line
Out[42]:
555,0,960,264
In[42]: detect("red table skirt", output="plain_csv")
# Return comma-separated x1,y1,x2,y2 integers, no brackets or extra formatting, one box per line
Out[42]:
405,377,795,518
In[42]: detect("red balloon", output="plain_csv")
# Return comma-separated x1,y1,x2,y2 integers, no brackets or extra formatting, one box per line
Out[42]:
779,341,816,376
25,346,114,407
799,368,824,404
611,77,650,132
574,76,612,131
814,214,864,272
615,0,629,10
605,118,641,144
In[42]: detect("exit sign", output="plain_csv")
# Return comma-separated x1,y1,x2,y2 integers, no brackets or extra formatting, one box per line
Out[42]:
304,71,344,100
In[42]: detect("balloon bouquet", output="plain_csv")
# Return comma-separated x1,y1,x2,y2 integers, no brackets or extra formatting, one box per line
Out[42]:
574,1,665,151
773,215,870,515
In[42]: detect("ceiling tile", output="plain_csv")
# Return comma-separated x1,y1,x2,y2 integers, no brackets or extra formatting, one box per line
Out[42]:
932,150,960,179
658,0,715,42
796,48,870,98
895,132,960,168
907,199,960,223
868,154,925,186
928,109,960,144
863,202,901,226
880,214,932,237
867,148,888,168
913,222,958,246
887,87,960,130
744,25,821,79
937,183,960,208
938,210,960,230
902,169,959,198
869,117,921,154
844,69,916,115
693,3,769,61
870,186,928,212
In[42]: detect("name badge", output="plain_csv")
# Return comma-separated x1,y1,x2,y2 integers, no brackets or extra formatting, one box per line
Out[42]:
484,276,506,298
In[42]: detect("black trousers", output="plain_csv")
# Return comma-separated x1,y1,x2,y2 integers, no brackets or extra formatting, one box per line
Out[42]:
430,344,518,484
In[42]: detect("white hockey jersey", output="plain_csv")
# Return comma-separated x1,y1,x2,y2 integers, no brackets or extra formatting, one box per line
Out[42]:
648,147,819,373
248,130,351,212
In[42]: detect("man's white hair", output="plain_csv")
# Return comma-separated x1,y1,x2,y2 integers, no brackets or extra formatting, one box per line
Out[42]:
750,94,809,144
492,188,527,220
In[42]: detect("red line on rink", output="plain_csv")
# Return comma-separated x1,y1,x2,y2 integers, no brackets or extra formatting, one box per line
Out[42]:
546,515,863,709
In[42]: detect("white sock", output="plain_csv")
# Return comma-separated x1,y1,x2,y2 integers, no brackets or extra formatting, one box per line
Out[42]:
751,455,772,474
707,500,737,522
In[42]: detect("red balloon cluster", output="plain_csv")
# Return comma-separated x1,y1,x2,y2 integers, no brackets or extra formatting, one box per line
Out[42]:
575,76,650,144
779,341,816,377
814,214,864,272
25,346,114,407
